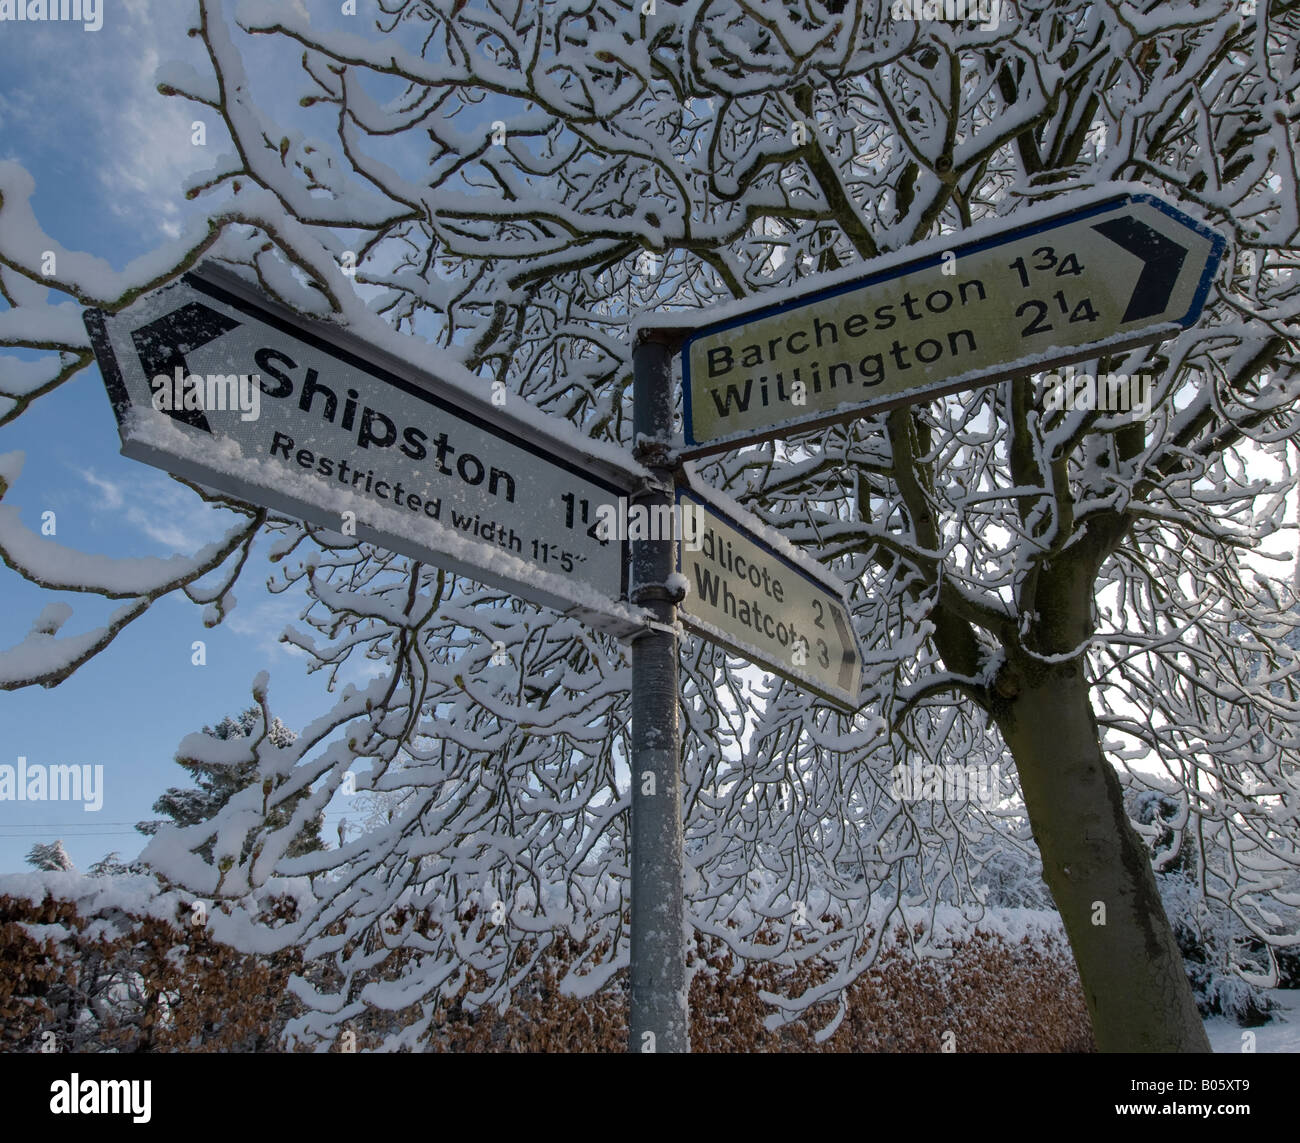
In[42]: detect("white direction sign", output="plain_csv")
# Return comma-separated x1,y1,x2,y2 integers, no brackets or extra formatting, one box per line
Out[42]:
676,482,861,708
682,190,1226,455
84,266,642,634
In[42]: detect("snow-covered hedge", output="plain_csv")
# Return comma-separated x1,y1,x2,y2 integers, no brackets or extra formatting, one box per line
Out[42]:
1,873,1092,1052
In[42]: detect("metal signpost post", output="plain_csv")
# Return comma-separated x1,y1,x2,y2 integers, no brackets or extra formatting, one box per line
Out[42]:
628,329,689,1054
626,332,866,1053
681,191,1226,457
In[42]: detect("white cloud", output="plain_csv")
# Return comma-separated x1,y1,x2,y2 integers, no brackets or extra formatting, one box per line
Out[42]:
91,5,218,241
3,3,220,243
225,595,309,659
75,463,224,552
0,86,41,139
78,468,124,510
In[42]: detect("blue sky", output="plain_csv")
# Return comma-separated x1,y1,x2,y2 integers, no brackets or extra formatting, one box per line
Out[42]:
0,1,372,871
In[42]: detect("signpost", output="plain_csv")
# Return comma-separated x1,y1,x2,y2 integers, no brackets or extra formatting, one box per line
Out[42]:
84,266,642,636
626,336,865,1055
675,481,861,709
78,187,1224,1055
681,191,1226,456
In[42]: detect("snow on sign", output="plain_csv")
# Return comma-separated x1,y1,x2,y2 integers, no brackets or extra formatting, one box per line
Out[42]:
681,190,1226,455
83,265,643,635
676,480,862,709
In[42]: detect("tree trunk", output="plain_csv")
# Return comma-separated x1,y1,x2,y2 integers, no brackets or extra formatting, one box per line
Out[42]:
992,652,1211,1052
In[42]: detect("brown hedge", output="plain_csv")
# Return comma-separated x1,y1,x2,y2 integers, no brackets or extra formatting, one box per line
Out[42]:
0,891,1093,1052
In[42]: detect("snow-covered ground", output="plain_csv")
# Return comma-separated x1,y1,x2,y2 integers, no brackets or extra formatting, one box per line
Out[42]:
1206,989,1300,1053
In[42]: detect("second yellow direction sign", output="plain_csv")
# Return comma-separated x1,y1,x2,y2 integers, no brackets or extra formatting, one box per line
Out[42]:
675,482,862,709
682,190,1225,456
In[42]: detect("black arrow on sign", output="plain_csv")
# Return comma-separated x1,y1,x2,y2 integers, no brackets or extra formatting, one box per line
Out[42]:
1091,216,1188,324
130,302,242,434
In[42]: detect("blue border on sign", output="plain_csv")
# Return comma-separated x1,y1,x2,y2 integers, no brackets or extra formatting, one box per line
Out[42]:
1137,193,1228,328
680,193,1226,447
